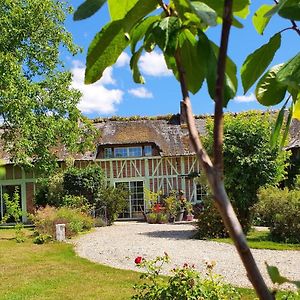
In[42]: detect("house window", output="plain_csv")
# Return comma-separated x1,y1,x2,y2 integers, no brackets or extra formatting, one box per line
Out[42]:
196,184,207,202
144,145,152,156
128,147,142,157
114,148,128,158
114,147,142,158
104,148,113,158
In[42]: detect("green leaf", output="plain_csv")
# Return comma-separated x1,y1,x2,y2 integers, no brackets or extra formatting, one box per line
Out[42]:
277,52,300,90
264,0,288,17
130,47,145,84
252,5,273,35
107,0,138,20
232,17,244,28
190,2,217,27
293,95,300,120
234,3,250,19
255,64,287,106
196,0,250,17
74,0,106,20
123,0,158,33
130,16,159,54
178,29,206,94
173,0,191,19
85,20,128,84
152,17,181,54
281,104,293,148
278,0,300,20
266,263,290,285
270,102,286,148
241,33,281,94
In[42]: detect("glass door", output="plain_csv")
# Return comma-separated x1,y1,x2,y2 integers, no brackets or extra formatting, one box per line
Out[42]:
115,181,144,219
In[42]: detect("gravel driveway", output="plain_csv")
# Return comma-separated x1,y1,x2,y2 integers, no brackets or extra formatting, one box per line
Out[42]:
73,222,300,288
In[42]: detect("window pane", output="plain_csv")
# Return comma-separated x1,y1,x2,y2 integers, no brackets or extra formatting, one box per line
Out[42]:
128,147,142,157
144,146,152,156
104,148,113,158
196,184,207,202
114,148,127,157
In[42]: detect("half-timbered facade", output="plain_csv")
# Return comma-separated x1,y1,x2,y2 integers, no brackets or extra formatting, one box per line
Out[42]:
1,113,299,221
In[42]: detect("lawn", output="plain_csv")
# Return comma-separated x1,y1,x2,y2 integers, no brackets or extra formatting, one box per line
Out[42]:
213,229,300,251
0,229,297,300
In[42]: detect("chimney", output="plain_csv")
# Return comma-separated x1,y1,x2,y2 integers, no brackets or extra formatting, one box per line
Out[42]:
180,100,187,125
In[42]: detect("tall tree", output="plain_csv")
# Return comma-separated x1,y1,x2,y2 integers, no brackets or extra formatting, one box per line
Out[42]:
74,0,300,298
0,0,95,173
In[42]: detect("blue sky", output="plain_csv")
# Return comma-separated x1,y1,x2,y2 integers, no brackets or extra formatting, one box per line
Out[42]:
63,1,299,118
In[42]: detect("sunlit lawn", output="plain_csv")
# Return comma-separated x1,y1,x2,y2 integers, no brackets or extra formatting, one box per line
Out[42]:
0,228,297,300
212,229,300,251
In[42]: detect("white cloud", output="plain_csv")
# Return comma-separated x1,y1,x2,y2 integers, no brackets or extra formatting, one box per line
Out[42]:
128,87,153,98
139,51,172,77
234,93,256,103
71,60,123,114
115,52,130,68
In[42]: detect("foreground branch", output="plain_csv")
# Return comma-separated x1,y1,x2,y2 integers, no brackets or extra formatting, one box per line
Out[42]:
173,1,274,298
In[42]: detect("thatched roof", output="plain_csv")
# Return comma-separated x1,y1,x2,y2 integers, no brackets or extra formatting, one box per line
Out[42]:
287,119,300,150
0,114,299,163
93,114,206,157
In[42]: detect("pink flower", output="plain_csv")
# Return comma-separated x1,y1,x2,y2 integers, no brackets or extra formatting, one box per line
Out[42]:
135,256,143,264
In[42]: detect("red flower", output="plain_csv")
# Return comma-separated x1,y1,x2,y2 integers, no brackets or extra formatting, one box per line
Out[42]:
135,256,143,264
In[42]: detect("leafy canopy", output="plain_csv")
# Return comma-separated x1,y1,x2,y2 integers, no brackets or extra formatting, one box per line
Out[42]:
75,0,300,126
0,0,96,173
74,0,252,107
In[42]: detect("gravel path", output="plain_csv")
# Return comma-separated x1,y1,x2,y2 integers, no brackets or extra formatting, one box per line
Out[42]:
73,222,300,288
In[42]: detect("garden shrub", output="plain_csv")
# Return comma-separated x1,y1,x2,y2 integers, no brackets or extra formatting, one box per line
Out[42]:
256,186,300,243
31,206,94,239
35,172,64,207
63,165,105,205
96,186,128,225
195,197,228,239
132,254,240,300
204,112,289,233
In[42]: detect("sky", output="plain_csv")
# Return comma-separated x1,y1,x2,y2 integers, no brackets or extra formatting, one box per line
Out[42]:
63,1,300,118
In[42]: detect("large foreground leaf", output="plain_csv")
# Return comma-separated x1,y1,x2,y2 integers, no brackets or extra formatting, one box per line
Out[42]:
85,20,128,84
255,64,287,106
241,33,281,94
278,0,300,21
277,52,300,90
74,0,106,20
252,4,273,35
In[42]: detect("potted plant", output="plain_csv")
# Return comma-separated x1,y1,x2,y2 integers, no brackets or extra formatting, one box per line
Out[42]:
185,201,194,221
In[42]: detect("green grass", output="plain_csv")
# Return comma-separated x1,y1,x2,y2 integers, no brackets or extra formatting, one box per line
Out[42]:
0,229,297,300
213,229,300,251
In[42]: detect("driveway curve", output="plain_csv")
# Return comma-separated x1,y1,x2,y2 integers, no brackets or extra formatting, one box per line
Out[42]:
73,222,300,288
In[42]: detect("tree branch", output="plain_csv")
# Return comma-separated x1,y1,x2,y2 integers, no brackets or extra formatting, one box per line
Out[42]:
173,1,275,299
213,0,233,176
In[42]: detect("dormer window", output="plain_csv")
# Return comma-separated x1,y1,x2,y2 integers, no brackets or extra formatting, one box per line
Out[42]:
144,145,152,156
102,145,154,158
114,147,142,158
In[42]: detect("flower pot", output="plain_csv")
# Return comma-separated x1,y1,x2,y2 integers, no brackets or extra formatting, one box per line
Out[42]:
176,209,185,222
186,214,194,221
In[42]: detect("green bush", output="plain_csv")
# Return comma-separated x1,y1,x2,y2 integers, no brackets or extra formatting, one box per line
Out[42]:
132,254,240,300
63,165,105,205
195,197,228,239
61,194,89,211
96,186,128,225
204,112,289,233
256,186,300,243
31,206,94,239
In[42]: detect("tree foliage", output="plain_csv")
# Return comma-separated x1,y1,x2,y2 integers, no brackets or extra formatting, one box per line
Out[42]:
0,0,95,173
204,112,289,232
